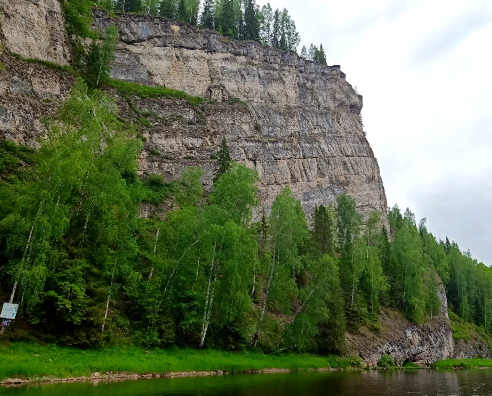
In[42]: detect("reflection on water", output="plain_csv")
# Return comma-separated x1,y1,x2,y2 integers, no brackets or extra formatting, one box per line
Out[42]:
3,369,492,395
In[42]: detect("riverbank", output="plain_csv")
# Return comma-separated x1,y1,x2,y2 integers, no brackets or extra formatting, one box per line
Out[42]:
0,342,358,386
434,358,492,369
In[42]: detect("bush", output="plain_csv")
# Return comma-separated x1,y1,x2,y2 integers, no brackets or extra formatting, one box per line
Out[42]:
378,354,395,368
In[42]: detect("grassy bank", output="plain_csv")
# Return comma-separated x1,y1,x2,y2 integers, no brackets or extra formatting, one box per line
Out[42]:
0,343,357,381
434,358,492,369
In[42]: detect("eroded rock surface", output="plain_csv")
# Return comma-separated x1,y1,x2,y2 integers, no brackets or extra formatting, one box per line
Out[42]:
0,0,71,65
92,11,387,219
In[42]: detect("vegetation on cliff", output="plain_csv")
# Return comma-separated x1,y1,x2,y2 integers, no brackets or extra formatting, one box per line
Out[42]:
1,77,490,357
64,0,327,63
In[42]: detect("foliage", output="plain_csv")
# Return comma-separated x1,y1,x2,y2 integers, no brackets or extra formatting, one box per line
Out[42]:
213,137,233,184
378,354,395,368
82,24,119,88
108,79,208,107
0,342,360,380
434,358,492,368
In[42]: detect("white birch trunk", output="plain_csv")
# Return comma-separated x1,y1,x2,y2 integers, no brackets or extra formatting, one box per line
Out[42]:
254,250,276,347
199,242,217,348
102,258,117,333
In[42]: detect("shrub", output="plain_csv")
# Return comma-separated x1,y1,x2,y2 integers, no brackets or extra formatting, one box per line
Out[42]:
378,354,395,368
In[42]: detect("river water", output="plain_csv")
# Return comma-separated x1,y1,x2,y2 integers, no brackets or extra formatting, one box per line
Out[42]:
3,370,492,395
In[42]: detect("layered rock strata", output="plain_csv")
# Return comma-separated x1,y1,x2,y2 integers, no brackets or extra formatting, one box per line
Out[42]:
92,10,388,219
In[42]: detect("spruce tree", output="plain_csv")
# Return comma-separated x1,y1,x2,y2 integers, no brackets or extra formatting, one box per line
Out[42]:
300,45,307,59
318,44,327,65
243,0,260,42
200,0,215,28
177,0,188,22
213,137,233,183
271,9,280,48
160,0,176,18
219,0,237,38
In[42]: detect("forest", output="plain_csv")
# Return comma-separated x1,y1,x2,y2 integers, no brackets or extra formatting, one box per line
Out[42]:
66,0,327,64
0,77,491,353
1,0,491,357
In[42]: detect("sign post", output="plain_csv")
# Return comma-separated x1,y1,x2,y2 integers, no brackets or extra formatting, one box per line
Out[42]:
0,303,18,334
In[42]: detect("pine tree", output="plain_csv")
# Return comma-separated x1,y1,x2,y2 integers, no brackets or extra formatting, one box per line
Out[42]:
213,137,233,183
200,0,215,28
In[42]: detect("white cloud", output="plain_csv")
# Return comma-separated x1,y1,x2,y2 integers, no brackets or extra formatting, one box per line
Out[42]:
258,0,492,263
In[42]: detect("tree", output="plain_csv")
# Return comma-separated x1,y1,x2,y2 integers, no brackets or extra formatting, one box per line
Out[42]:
300,45,307,59
160,0,177,18
200,0,215,29
217,0,238,38
336,194,363,321
253,186,308,347
259,4,273,45
308,44,317,61
271,9,280,48
312,204,336,257
243,0,260,42
177,0,188,22
83,24,119,88
213,137,233,183
318,44,327,65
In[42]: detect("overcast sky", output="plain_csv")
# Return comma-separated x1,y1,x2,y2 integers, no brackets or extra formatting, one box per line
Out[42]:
258,0,492,264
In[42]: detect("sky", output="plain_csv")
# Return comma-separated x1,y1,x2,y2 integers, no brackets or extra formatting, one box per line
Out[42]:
258,0,492,264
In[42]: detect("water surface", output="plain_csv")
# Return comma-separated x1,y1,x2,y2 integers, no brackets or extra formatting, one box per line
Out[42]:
3,369,492,395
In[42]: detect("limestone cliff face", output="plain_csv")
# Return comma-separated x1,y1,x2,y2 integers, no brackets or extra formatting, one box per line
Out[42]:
92,11,387,219
0,0,70,65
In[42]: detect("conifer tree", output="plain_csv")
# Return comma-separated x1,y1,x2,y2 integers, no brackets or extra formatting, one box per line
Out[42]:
177,0,188,22
200,0,215,28
160,0,177,18
243,0,260,42
318,44,327,65
218,0,237,38
271,9,280,48
300,45,307,59
213,137,233,183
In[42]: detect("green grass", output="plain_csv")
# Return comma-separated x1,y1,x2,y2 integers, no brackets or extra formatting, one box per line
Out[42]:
0,342,356,381
434,358,492,369
449,311,492,349
8,52,78,75
108,79,208,107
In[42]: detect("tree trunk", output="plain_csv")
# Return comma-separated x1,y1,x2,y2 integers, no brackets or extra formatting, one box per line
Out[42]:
102,257,117,333
199,241,217,348
253,250,276,347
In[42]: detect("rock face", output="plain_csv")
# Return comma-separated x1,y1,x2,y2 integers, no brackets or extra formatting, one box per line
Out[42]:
346,281,455,366
92,11,387,219
0,0,71,65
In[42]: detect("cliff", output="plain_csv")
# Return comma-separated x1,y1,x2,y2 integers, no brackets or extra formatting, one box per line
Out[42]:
0,1,388,220
0,0,487,366
91,10,388,219
346,279,492,366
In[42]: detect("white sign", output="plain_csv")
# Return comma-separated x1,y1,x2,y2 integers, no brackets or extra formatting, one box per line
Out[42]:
0,303,18,320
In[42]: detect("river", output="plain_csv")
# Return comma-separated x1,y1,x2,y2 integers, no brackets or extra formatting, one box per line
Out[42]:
2,370,492,395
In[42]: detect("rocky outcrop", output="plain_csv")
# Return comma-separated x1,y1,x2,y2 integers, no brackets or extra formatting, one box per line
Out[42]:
92,11,387,220
0,0,71,65
346,280,492,366
346,280,455,366
0,51,75,145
